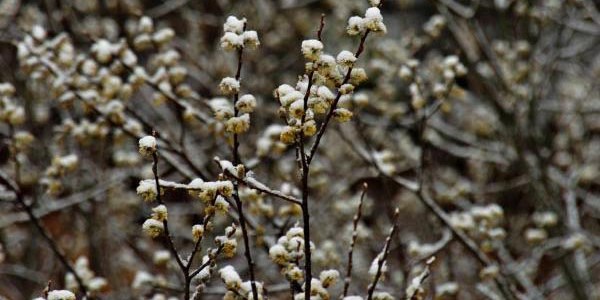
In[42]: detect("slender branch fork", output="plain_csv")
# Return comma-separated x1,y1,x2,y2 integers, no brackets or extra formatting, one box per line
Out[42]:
296,9,377,299
342,183,368,298
366,208,400,300
151,131,228,300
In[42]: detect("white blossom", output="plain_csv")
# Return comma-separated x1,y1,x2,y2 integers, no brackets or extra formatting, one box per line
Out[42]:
347,16,365,36
236,94,257,113
209,98,235,120
301,39,324,61
132,271,154,289
137,179,158,202
192,224,205,241
226,113,251,134
47,290,76,300
139,136,157,158
333,108,353,122
152,204,168,221
221,32,244,51
336,50,357,67
219,265,242,289
91,39,115,63
153,250,171,265
269,244,289,265
153,28,175,45
142,218,164,238
224,16,246,34
219,77,241,96
364,7,387,33
319,269,339,288
242,30,260,49
138,16,154,33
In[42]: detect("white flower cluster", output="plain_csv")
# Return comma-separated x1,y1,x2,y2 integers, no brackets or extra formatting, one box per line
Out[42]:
301,39,324,61
192,224,205,242
215,157,246,179
423,15,446,38
268,225,340,298
0,83,25,125
479,265,500,281
522,210,561,245
136,179,160,202
239,186,274,217
40,154,80,196
435,282,460,298
215,224,238,258
132,16,175,51
16,15,201,153
219,77,240,96
256,125,287,156
347,6,387,36
441,55,468,84
138,135,157,158
213,16,261,135
376,293,395,300
449,204,506,252
273,23,382,146
153,250,171,266
219,265,265,299
151,204,168,221
212,92,257,134
292,271,340,300
483,39,532,98
319,269,340,288
401,55,467,110
194,255,215,284
37,290,76,300
209,98,235,120
274,80,348,143
220,16,260,51
219,265,242,289
562,232,589,251
188,178,234,203
131,270,155,291
524,211,558,244
65,256,108,294
19,25,130,111
112,150,141,167
143,215,165,238
372,150,399,175
269,226,307,265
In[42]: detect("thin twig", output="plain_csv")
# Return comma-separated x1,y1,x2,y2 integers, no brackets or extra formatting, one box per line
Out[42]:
366,208,401,300
342,182,368,298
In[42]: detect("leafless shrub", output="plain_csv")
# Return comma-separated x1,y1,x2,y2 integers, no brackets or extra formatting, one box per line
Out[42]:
0,0,599,299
